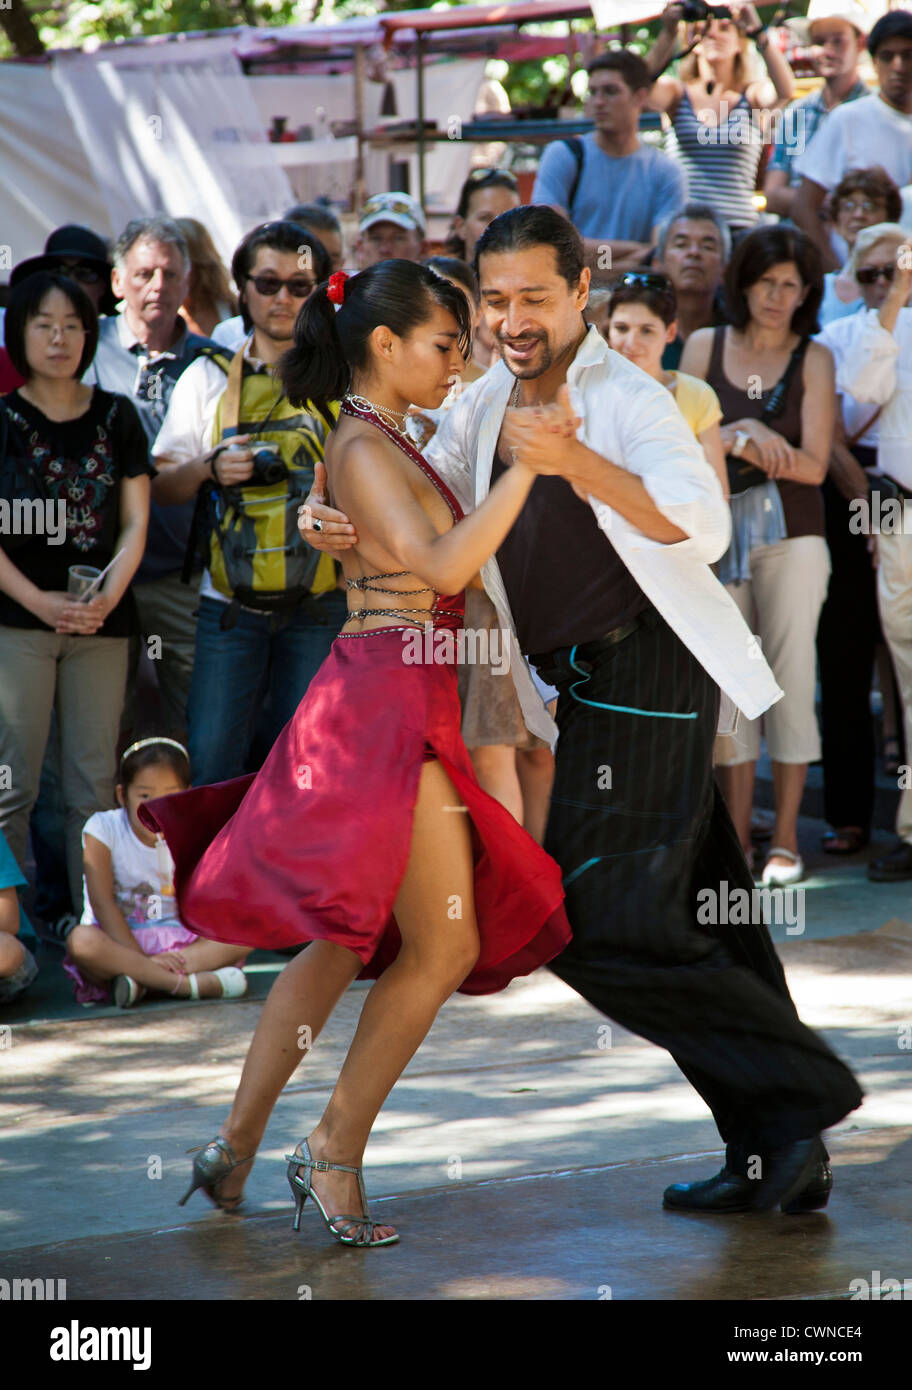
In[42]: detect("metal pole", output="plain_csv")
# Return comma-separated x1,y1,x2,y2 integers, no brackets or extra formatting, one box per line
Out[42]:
354,43,366,213
416,32,426,213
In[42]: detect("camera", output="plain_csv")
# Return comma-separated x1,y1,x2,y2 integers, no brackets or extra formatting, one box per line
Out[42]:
680,1,733,20
249,446,289,486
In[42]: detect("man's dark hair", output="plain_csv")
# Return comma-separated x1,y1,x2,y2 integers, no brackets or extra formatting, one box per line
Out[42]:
283,202,343,236
587,49,653,93
473,205,585,288
868,9,912,57
724,225,823,337
423,256,479,306
5,271,98,380
231,220,332,331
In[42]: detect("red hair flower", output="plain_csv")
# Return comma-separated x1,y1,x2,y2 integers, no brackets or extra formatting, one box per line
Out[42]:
327,271,348,305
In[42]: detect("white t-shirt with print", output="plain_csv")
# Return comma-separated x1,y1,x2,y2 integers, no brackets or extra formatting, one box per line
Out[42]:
80,807,180,929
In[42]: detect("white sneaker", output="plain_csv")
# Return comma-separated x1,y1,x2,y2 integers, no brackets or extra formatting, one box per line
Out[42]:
761,848,804,886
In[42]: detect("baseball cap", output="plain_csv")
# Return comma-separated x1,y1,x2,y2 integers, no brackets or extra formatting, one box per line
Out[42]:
806,1,880,38
359,192,426,235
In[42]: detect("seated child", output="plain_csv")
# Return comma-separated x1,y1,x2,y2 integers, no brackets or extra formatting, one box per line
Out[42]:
63,738,249,1008
0,828,39,1006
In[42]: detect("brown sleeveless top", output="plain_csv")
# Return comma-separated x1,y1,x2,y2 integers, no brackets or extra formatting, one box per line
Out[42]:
705,326,824,539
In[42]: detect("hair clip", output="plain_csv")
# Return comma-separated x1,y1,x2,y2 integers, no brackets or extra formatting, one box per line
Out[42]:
327,271,349,306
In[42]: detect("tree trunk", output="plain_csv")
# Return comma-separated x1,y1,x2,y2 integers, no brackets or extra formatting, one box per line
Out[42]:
0,2,46,58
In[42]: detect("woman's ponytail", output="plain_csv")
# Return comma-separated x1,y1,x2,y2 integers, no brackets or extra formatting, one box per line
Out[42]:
279,281,349,427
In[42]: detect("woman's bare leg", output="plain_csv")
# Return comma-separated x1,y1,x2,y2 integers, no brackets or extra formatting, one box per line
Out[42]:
210,940,364,1202
516,745,555,845
297,758,480,1243
469,744,523,823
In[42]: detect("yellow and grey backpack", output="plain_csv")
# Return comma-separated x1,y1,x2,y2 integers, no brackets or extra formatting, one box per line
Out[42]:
184,345,337,626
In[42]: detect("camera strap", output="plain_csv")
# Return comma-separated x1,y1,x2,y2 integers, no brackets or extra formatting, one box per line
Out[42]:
221,346,246,440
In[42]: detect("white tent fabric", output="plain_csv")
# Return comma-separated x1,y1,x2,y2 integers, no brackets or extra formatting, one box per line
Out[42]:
0,63,111,270
51,35,294,267
590,1,663,22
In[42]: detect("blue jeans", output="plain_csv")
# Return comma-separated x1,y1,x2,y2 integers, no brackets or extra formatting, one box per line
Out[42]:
188,590,348,786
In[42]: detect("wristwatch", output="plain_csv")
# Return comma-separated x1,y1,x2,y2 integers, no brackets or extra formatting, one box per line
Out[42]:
731,430,750,459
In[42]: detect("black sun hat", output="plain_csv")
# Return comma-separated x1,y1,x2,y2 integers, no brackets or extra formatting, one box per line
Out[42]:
10,225,112,286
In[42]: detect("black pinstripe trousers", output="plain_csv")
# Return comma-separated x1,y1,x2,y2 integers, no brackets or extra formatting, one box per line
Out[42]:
534,606,863,1158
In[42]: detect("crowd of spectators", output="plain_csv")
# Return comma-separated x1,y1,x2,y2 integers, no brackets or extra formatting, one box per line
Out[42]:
2,4,912,1012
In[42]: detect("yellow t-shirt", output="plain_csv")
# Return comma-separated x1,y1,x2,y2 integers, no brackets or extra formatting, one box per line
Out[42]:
667,371,722,439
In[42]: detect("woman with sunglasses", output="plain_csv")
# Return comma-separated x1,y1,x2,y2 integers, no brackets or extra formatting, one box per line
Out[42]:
682,224,835,885
646,2,794,235
822,226,912,884
603,271,728,499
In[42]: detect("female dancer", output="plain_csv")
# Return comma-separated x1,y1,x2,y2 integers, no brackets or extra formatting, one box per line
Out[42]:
141,259,573,1247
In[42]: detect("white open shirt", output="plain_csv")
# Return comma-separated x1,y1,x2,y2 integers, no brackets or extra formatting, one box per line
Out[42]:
424,325,784,743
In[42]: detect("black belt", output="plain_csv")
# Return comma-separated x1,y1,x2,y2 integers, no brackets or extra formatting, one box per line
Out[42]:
530,616,642,671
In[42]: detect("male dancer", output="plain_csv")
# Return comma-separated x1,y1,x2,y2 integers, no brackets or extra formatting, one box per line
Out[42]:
301,209,862,1213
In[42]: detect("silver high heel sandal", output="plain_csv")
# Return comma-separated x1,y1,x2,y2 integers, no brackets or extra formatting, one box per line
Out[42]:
178,1136,255,1211
285,1139,399,1247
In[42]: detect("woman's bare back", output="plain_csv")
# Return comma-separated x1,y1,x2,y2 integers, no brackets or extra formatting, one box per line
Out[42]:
326,415,457,632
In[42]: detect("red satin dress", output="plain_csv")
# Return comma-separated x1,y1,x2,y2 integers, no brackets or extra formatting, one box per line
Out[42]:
139,403,572,994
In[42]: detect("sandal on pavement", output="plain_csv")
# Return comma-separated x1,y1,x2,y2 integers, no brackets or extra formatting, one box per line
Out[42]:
285,1139,399,1247
178,1135,255,1211
761,847,804,886
168,967,248,1000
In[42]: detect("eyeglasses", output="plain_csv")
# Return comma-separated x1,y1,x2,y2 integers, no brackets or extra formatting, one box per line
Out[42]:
837,199,884,216
615,271,673,292
30,322,87,339
58,262,104,286
464,168,519,189
247,273,316,298
856,264,896,285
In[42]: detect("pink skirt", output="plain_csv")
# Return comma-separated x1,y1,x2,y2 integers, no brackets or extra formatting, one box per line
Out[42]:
62,921,200,1005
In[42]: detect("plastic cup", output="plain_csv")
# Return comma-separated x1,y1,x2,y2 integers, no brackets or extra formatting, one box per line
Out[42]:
67,565,102,599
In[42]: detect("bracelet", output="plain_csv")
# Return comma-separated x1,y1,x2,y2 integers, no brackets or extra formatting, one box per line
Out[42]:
746,24,765,39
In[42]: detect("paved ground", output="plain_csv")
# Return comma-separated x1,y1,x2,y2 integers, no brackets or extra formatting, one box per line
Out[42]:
1,805,911,1305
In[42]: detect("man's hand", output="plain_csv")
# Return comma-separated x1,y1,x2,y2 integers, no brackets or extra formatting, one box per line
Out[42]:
501,384,583,475
660,2,684,34
212,435,256,487
298,460,359,551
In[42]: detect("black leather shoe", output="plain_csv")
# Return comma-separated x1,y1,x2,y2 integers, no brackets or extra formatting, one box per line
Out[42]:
664,1140,828,1214
663,1165,754,1212
749,1138,820,1212
867,841,912,882
781,1152,832,1214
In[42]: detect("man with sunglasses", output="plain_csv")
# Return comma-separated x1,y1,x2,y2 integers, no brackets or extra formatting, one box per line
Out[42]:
150,221,346,786
793,9,912,269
